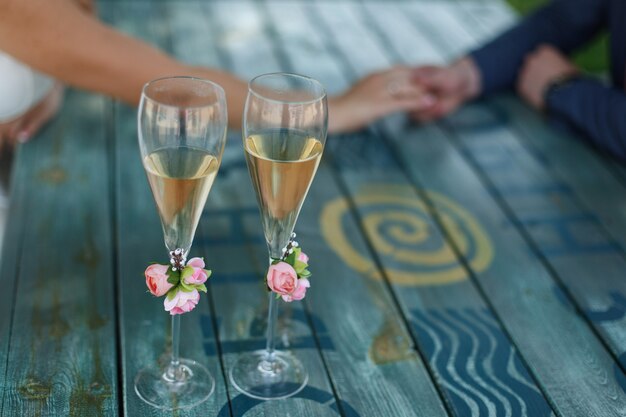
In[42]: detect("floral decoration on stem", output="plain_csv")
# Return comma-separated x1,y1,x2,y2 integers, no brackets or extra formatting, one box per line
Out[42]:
267,233,312,302
145,248,211,315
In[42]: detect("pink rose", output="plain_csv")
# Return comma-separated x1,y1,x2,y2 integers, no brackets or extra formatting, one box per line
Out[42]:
297,252,309,264
267,262,310,302
184,257,208,285
164,289,200,315
187,257,205,269
283,278,310,302
145,264,173,297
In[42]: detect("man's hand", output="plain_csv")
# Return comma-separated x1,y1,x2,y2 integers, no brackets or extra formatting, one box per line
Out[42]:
517,44,579,110
410,57,481,122
0,82,64,155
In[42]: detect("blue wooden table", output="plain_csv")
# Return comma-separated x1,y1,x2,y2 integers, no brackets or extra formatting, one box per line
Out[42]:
2,1,626,416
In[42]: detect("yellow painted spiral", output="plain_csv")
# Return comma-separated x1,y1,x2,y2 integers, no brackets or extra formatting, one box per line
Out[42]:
321,185,493,286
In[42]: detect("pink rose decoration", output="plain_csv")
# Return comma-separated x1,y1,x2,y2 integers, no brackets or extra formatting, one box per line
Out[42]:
184,257,208,285
297,252,309,264
267,262,310,302
283,278,310,302
164,289,200,315
187,257,205,268
145,264,174,297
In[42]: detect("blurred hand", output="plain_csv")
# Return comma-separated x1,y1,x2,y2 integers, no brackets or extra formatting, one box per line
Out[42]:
329,66,431,133
517,44,578,110
0,83,64,156
410,56,481,122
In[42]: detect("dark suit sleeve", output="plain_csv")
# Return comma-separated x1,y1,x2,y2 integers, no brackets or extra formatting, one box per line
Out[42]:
470,0,608,95
546,78,626,159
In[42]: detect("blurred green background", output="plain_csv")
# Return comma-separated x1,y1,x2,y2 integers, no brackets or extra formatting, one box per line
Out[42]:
506,0,608,73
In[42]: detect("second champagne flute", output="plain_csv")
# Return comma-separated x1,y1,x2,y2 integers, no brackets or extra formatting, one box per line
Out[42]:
230,73,328,400
136,76,227,410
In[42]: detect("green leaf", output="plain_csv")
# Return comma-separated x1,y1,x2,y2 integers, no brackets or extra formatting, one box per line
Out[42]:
275,293,282,299
299,269,312,278
179,280,195,292
166,287,179,301
285,250,296,266
204,269,212,279
196,283,207,293
294,260,307,274
180,266,195,283
166,269,180,285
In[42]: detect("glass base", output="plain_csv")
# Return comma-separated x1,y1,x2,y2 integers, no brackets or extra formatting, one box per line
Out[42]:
229,349,308,400
134,358,215,410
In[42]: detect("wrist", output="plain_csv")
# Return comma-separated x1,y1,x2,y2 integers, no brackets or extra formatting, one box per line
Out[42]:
544,72,583,116
327,95,355,134
543,71,582,101
451,56,481,101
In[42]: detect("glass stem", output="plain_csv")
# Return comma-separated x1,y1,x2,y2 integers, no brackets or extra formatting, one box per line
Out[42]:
260,256,279,372
265,291,278,358
165,314,183,382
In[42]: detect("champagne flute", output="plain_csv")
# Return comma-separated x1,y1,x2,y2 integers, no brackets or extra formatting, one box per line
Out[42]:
136,76,227,410
230,73,328,400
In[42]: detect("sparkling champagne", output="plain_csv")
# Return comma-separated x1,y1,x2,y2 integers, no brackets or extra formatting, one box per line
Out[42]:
143,147,219,252
245,130,323,257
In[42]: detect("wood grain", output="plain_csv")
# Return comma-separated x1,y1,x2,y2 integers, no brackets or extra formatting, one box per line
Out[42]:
173,2,337,416
357,1,626,415
300,1,554,416
0,90,118,416
105,3,230,416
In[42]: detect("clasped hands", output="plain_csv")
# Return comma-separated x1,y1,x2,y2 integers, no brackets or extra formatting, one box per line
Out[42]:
332,43,578,132
0,44,577,154
406,44,578,123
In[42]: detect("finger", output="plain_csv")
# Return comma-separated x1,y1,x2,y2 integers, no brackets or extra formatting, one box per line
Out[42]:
19,84,63,142
398,94,436,112
412,66,441,80
411,96,462,122
387,82,427,100
7,119,29,144
5,120,27,145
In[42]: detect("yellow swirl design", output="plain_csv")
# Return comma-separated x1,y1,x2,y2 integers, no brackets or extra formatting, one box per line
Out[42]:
321,185,493,286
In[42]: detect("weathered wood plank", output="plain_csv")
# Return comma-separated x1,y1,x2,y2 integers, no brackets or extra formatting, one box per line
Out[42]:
0,149,26,417
105,3,230,416
356,1,626,415
302,2,555,416
0,89,119,416
420,0,626,377
177,2,338,416
262,2,453,416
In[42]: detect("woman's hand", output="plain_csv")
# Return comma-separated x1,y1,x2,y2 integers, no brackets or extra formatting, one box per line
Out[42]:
0,82,64,155
329,66,430,133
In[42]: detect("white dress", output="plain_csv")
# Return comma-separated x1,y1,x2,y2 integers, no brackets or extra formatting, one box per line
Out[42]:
0,52,54,123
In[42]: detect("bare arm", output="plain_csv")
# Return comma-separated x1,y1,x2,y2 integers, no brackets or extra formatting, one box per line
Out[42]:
0,0,248,128
0,0,426,137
